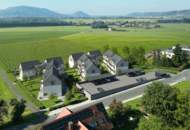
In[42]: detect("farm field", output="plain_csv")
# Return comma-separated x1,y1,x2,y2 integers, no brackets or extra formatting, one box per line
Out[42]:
0,24,190,71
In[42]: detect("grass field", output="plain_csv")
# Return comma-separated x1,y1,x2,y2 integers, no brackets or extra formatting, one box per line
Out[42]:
0,76,14,100
174,81,190,92
0,24,190,71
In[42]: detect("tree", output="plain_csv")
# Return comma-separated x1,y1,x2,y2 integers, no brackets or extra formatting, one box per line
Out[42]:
136,47,146,65
0,99,8,125
142,82,179,126
91,21,108,29
122,46,130,60
152,49,162,66
174,92,190,128
161,55,172,67
137,116,168,130
9,99,26,122
103,44,110,52
172,44,188,67
109,99,131,127
112,47,119,54
128,47,146,66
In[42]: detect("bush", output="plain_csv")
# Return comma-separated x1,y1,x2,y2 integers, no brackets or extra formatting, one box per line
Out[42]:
48,104,65,111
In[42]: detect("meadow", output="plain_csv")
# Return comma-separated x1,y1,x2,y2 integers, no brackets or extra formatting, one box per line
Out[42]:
0,24,190,71
0,77,14,100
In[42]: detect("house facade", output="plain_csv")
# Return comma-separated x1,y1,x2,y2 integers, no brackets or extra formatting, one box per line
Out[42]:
68,52,84,68
42,103,113,130
77,54,101,81
38,58,67,100
103,50,129,75
18,60,41,81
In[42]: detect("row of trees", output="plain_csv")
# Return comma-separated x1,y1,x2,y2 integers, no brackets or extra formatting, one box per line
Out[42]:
91,21,108,29
0,18,89,27
153,44,188,68
103,45,146,67
138,82,190,130
158,18,190,23
0,99,26,125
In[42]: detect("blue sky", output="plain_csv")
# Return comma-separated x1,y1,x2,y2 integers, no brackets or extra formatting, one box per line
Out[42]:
0,0,190,15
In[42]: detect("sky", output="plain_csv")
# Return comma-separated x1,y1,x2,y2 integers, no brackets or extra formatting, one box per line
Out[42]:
0,0,190,16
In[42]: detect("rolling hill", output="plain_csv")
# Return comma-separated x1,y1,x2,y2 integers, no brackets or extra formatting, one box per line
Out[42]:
127,10,190,18
0,6,90,18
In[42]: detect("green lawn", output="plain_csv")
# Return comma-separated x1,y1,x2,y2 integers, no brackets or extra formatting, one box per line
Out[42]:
0,24,190,71
125,98,142,110
0,76,15,100
15,77,63,108
174,81,190,92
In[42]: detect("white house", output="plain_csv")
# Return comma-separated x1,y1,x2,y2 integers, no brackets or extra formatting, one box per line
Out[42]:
77,54,101,81
172,45,190,54
161,45,190,59
68,52,84,68
103,50,129,75
161,49,175,59
18,60,41,81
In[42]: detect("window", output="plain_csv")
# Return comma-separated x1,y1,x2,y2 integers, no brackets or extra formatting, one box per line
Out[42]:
51,81,55,85
92,70,95,73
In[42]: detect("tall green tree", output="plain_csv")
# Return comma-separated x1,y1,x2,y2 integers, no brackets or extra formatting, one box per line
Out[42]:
172,44,188,67
152,50,161,66
0,100,8,125
103,44,110,52
122,46,130,60
109,99,131,127
174,91,190,128
9,99,26,122
142,82,179,126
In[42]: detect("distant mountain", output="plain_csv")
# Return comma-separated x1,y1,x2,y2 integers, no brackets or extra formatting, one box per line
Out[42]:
0,6,65,18
127,10,190,18
70,11,90,18
0,6,91,18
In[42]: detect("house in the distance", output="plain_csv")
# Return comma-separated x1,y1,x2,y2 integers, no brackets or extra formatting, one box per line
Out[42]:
161,49,175,59
18,60,41,81
161,45,190,59
103,50,129,75
87,50,102,65
42,102,113,130
38,59,67,100
77,54,101,81
69,52,85,68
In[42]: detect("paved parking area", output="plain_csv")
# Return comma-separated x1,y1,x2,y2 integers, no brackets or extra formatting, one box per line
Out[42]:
77,72,161,99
